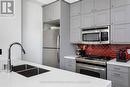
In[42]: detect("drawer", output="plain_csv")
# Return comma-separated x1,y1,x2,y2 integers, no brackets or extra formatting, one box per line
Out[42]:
64,59,76,64
64,63,76,72
107,71,129,87
107,64,129,73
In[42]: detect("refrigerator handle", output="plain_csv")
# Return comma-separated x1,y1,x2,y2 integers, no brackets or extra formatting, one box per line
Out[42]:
57,35,60,49
57,35,60,63
57,51,60,63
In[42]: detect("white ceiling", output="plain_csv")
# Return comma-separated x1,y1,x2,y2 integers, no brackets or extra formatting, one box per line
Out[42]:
37,0,79,4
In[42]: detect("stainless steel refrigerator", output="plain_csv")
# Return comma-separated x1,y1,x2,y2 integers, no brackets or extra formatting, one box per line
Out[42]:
43,29,60,68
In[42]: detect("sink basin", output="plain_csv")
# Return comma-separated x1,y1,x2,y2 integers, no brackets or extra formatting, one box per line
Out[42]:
12,64,50,77
12,64,35,72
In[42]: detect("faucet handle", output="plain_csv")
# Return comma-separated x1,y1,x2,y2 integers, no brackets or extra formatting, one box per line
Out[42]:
4,64,13,72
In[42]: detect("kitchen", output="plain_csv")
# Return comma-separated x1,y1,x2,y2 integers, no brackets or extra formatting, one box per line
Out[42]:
0,0,130,87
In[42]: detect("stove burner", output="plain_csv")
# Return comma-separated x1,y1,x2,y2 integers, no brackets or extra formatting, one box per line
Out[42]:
76,56,112,66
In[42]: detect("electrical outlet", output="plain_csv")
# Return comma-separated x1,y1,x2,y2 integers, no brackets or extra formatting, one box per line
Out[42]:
127,49,130,54
0,49,2,55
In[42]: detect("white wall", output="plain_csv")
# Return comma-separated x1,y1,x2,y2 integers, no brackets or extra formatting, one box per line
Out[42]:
22,0,43,64
0,0,22,60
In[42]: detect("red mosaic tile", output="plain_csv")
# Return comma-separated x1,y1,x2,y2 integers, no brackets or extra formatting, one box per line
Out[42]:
78,44,130,59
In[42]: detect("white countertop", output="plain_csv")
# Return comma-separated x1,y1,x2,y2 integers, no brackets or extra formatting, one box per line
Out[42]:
64,55,78,59
107,59,130,67
0,60,111,87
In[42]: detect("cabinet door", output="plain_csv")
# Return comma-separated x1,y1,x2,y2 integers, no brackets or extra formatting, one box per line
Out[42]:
43,6,51,22
111,24,130,44
70,27,81,43
70,1,80,17
95,0,110,11
43,1,60,22
51,1,60,21
81,0,94,14
111,5,130,25
108,71,129,87
64,58,76,72
95,10,110,26
111,0,130,8
107,64,129,87
81,13,94,28
70,16,81,43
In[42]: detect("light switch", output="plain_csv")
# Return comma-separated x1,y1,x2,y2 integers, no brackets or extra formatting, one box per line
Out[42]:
127,49,130,54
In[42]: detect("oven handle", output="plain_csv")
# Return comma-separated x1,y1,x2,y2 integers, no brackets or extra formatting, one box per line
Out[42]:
77,63,106,71
99,30,101,43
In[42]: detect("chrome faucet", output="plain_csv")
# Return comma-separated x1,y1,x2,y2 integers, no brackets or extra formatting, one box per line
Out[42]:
8,42,26,72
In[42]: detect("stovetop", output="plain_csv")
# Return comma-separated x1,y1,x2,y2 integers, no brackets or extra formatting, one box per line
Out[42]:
76,56,112,66
82,56,111,61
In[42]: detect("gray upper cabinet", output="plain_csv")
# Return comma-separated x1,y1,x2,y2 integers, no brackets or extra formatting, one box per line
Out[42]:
81,0,110,28
81,13,94,28
43,1,60,22
81,0,94,14
70,1,81,43
111,24,130,44
111,0,130,8
81,10,110,28
95,0,110,11
70,1,81,17
95,10,110,26
70,16,81,43
81,0,110,14
111,5,130,25
110,1,130,44
70,16,80,29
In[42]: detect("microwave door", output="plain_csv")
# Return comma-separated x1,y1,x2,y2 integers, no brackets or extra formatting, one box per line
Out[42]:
82,33,100,42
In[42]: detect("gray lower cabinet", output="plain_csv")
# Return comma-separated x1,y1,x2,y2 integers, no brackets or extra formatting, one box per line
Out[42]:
107,64,130,87
63,57,76,72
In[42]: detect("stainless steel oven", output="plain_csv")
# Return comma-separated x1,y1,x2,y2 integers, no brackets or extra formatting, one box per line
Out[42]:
82,26,110,44
76,63,106,79
76,57,109,79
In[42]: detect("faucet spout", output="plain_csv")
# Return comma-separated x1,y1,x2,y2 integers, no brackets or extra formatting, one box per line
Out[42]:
8,42,26,72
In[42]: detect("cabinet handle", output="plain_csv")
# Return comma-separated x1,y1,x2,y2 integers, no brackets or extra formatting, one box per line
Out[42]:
111,5,114,8
112,73,121,77
114,67,120,70
94,9,97,12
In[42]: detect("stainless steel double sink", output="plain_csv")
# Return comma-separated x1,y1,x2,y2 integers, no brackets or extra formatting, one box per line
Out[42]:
12,64,50,77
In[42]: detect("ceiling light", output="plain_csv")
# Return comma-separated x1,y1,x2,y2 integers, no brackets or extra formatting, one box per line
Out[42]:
37,0,79,5
64,0,79,3
37,0,57,4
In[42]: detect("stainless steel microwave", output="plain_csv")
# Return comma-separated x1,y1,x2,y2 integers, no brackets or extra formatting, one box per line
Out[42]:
82,26,110,44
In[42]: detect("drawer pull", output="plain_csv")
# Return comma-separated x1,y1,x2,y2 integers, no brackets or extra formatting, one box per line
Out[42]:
114,67,120,70
112,73,121,77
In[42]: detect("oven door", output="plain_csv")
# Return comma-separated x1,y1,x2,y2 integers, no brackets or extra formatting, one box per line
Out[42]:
76,63,106,79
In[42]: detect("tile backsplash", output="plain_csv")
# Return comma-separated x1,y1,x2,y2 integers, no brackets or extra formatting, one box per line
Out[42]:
78,44,130,58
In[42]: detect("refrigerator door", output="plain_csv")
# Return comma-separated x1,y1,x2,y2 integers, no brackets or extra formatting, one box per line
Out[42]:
43,48,59,68
43,29,59,48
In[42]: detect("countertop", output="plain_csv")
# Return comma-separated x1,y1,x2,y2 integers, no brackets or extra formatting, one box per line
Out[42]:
107,59,130,67
0,60,111,87
64,55,77,59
